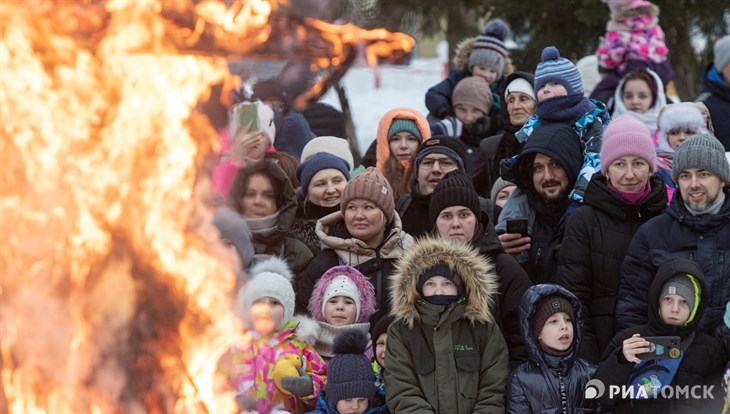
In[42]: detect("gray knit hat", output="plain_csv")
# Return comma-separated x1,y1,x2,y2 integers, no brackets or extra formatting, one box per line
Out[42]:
490,177,516,202
468,18,510,79
673,133,730,184
714,35,730,72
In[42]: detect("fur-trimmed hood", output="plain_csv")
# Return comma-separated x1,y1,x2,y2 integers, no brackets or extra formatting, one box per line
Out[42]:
655,102,714,153
389,236,498,328
453,36,514,76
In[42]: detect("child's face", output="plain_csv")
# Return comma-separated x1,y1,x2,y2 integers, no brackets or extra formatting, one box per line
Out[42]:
375,333,387,368
336,397,369,414
472,65,499,84
324,295,358,326
537,82,568,102
421,276,458,297
622,78,653,114
454,104,486,126
538,311,573,352
660,294,690,325
251,297,284,333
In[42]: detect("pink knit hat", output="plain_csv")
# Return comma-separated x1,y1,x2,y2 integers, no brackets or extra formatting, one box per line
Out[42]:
309,266,377,324
600,114,657,173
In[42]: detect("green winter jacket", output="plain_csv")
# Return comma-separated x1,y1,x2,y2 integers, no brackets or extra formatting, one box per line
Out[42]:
385,237,509,413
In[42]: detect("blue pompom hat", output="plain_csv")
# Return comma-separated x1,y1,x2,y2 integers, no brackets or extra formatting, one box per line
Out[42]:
296,152,351,193
534,46,584,96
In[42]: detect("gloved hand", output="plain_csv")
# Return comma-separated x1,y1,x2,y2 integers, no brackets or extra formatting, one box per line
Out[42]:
280,366,313,397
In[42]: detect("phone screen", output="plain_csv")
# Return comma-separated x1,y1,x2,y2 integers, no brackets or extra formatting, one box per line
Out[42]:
506,219,528,237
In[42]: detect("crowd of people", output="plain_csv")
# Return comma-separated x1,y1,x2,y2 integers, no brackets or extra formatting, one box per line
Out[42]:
206,3,730,412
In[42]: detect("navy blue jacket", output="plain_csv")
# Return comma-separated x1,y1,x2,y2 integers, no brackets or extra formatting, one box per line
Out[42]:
506,284,597,413
696,65,730,151
616,188,730,335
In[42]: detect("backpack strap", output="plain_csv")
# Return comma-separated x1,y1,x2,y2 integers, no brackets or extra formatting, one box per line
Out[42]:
395,195,413,218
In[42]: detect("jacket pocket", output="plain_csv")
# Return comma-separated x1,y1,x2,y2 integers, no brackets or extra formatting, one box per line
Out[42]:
414,356,435,376
455,353,480,400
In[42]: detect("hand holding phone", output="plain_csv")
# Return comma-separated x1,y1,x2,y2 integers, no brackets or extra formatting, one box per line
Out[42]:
636,336,680,360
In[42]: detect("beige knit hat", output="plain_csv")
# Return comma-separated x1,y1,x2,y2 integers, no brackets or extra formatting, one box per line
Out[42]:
452,77,493,115
340,167,395,224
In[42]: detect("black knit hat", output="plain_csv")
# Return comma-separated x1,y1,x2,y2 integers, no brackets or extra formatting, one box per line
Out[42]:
371,314,396,342
429,170,481,227
326,329,377,406
531,295,575,340
414,135,467,172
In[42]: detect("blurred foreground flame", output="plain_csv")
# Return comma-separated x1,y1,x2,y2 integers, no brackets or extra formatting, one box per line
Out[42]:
0,0,414,412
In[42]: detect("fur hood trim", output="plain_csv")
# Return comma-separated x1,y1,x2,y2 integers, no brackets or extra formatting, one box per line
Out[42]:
290,314,320,346
308,265,377,323
389,236,497,328
453,36,514,76
656,102,714,153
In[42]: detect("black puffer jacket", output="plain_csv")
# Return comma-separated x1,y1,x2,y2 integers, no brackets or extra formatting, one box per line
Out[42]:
472,213,532,368
594,259,725,414
616,188,730,335
557,173,667,362
507,284,597,413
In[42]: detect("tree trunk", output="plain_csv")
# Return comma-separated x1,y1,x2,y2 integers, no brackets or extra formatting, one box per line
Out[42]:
334,81,362,165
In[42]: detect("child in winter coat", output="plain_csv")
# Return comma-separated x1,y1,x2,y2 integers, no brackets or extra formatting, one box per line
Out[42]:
507,284,597,413
308,265,378,360
370,315,395,412
309,330,386,414
385,236,509,413
425,18,511,120
216,257,327,414
593,258,725,413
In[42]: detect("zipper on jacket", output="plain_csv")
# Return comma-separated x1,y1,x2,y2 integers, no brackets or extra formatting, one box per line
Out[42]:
559,370,567,414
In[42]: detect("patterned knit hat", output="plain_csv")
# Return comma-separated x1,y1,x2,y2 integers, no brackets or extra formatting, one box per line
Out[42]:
326,330,377,406
240,257,295,330
340,167,395,224
600,114,657,173
531,294,575,340
713,35,730,71
309,265,377,324
388,118,422,140
468,18,511,79
296,152,351,194
452,76,493,115
300,136,355,170
534,46,584,96
673,133,730,184
429,170,482,227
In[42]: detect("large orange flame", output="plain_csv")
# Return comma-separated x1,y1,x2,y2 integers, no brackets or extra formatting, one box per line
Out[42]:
0,0,414,412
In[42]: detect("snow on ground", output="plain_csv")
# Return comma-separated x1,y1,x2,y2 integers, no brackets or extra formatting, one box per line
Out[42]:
320,58,445,154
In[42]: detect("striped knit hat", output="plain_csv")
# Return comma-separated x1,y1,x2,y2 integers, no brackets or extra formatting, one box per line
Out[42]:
468,18,510,79
534,46,584,96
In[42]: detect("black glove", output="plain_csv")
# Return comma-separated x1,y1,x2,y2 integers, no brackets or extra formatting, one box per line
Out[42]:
280,366,313,397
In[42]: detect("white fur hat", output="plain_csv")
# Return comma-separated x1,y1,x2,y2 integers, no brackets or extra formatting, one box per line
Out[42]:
240,257,294,330
300,136,354,170
656,102,714,153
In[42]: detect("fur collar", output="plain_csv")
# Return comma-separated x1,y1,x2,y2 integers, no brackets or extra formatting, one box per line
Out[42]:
389,236,497,328
453,36,514,76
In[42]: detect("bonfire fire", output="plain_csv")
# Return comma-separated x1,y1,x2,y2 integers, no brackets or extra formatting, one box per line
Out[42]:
0,1,413,412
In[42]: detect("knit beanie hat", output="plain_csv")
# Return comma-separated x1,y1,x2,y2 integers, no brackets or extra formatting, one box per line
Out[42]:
490,177,515,202
656,102,713,153
531,295,575,340
300,136,355,171
340,167,395,224
600,114,658,173
468,18,511,79
213,206,254,269
414,136,467,173
296,152,351,194
429,170,481,227
240,257,295,330
673,133,730,184
504,77,536,102
534,46,584,96
714,35,730,72
387,118,422,140
660,274,701,323
371,314,395,342
415,263,465,299
452,76,493,115
326,329,377,406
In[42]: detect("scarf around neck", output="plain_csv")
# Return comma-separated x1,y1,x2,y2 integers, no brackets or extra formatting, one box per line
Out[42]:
536,93,596,125
608,180,652,204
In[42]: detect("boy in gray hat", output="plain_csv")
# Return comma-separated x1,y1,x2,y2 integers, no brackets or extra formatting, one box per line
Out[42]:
616,132,730,335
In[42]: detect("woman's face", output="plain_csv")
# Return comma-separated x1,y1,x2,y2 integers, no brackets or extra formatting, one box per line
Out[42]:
240,173,277,218
507,92,536,126
343,199,386,246
307,169,347,207
622,79,653,114
667,127,697,151
605,156,652,193
389,131,420,162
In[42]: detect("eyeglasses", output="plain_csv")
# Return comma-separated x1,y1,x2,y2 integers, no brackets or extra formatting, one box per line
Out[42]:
419,157,458,170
